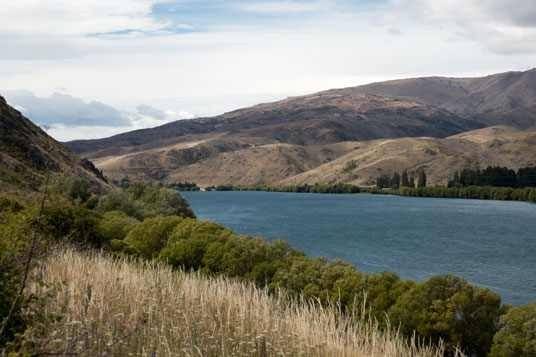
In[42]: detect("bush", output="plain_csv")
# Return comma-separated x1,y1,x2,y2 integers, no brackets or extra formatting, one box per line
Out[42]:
159,219,231,269
95,191,149,220
57,175,91,203
0,212,34,347
388,274,503,356
141,188,195,218
40,205,104,246
123,216,183,259
97,210,139,243
490,302,536,357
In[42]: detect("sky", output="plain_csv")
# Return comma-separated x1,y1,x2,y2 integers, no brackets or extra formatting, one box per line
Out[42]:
1,0,536,141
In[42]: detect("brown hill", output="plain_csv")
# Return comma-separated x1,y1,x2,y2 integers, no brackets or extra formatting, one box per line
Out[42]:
0,95,109,191
68,94,481,158
338,68,536,120
280,126,536,187
66,69,536,187
91,126,536,187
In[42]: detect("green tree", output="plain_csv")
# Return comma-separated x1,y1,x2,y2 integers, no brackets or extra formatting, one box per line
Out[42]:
389,274,503,356
401,170,409,187
142,188,196,218
417,169,427,188
123,216,183,259
392,172,401,188
490,302,536,357
58,175,91,203
97,210,139,243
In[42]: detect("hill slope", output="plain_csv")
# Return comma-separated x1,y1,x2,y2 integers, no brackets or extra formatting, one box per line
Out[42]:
68,94,481,158
338,68,536,119
0,95,109,191
66,69,536,186
90,126,536,187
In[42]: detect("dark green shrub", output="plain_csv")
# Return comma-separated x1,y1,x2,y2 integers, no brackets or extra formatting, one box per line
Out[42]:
490,302,536,357
388,274,503,356
57,175,91,203
123,216,183,259
98,210,139,243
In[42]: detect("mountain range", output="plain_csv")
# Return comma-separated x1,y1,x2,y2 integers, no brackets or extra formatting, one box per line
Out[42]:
30,69,536,186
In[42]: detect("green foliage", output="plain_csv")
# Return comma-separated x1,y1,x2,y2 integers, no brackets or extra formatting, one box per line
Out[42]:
448,166,536,188
57,175,91,203
0,211,34,347
0,199,59,353
96,183,196,220
142,188,195,218
490,302,536,357
401,171,408,187
215,183,360,194
40,204,104,245
167,182,200,191
389,275,503,356
123,216,183,259
417,169,427,188
97,210,139,243
0,196,24,214
95,191,149,220
390,186,536,203
159,219,231,269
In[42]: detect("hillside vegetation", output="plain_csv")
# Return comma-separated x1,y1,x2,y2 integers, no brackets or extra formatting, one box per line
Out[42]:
27,249,445,356
5,180,535,356
0,96,109,193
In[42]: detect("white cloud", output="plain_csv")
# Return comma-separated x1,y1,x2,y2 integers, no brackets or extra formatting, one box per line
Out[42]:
1,0,536,143
388,26,403,36
136,104,166,119
237,1,331,14
390,0,536,54
4,90,130,126
0,0,167,37
3,90,194,141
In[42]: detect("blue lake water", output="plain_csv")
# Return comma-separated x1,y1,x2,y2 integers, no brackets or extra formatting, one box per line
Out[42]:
181,191,536,305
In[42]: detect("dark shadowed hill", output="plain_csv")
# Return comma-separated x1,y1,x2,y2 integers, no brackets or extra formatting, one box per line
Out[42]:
0,95,109,191
67,94,483,158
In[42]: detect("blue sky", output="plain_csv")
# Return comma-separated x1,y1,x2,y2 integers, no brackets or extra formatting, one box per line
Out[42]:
1,0,535,141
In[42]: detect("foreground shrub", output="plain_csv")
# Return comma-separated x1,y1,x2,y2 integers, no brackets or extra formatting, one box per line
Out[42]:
490,302,536,357
40,205,104,246
389,274,504,356
97,210,139,243
123,216,183,259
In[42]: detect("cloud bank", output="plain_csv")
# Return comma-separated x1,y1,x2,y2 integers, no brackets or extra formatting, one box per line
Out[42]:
4,91,193,141
391,0,536,54
1,0,535,143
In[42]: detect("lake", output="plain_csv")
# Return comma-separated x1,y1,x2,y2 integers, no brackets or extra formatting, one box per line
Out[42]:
181,191,536,305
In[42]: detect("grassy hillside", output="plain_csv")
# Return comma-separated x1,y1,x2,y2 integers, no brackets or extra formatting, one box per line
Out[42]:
27,249,445,356
0,95,109,193
90,125,536,187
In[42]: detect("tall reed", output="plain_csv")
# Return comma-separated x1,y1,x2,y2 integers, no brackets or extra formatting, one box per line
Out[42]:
29,249,447,356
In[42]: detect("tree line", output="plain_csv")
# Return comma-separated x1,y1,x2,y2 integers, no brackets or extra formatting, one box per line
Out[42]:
376,169,427,189
448,166,536,188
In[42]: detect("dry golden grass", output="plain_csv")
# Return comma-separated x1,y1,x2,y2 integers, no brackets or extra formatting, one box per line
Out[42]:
29,250,446,356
